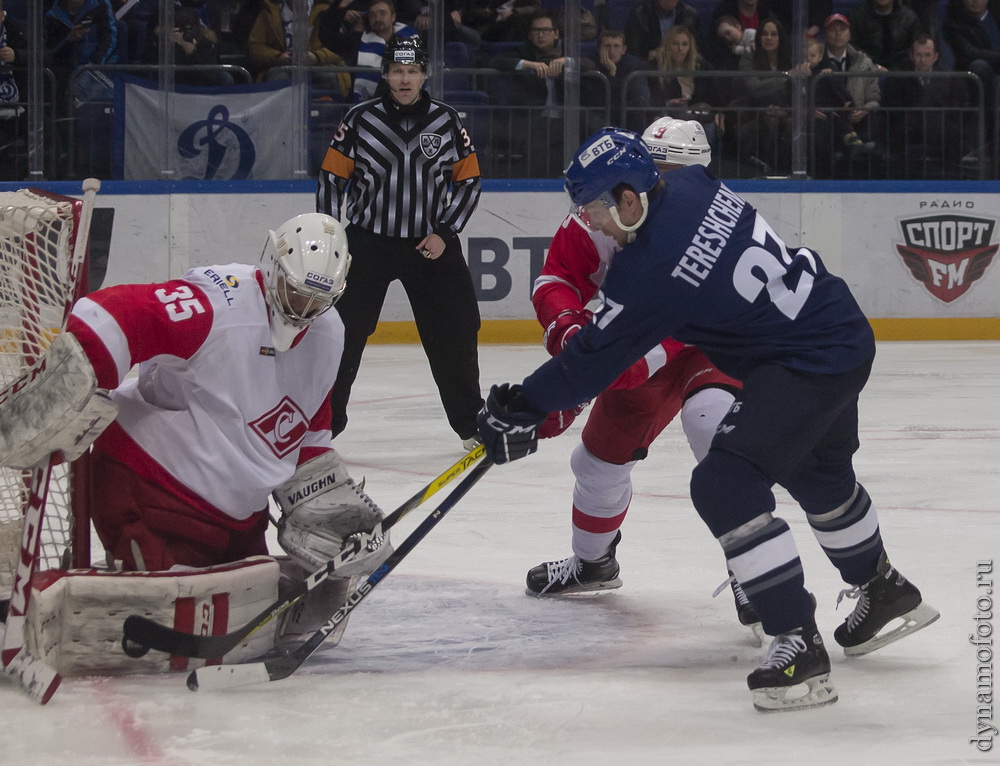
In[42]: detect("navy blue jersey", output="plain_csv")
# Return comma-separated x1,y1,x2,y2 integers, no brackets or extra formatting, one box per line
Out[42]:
522,167,876,414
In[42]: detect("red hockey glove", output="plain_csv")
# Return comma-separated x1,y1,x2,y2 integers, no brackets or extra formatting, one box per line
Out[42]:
542,309,593,357
538,401,589,439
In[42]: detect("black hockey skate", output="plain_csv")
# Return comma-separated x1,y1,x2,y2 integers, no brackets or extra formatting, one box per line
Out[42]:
834,552,940,656
747,623,838,713
526,531,623,596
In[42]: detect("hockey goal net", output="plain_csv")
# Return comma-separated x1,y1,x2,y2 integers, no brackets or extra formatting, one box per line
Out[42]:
0,188,92,603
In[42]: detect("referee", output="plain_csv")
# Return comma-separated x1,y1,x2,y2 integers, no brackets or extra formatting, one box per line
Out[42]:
316,35,484,449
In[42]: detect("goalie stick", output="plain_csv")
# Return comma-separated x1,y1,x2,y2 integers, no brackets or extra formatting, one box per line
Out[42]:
187,456,493,692
121,444,486,659
2,179,101,705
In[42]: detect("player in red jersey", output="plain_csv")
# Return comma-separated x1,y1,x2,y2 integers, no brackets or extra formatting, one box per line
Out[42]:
525,119,757,635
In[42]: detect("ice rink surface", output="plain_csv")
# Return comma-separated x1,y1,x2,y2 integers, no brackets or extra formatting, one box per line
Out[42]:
2,341,999,766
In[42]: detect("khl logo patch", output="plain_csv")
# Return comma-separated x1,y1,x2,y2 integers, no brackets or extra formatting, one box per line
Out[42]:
420,133,442,158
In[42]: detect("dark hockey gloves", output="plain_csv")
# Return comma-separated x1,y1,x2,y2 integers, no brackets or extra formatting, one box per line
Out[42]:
476,383,547,464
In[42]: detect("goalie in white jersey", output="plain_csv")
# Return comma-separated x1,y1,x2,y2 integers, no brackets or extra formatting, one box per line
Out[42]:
2,213,392,660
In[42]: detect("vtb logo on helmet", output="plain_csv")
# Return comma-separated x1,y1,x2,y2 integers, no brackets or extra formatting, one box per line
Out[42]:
260,213,351,352
564,128,660,242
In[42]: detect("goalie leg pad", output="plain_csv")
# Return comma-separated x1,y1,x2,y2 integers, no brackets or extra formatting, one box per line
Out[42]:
0,332,117,469
275,450,393,576
22,556,280,676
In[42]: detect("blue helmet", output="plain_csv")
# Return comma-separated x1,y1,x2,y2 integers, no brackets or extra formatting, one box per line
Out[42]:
564,128,660,207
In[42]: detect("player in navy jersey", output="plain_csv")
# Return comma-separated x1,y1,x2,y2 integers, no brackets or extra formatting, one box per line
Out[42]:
477,128,939,712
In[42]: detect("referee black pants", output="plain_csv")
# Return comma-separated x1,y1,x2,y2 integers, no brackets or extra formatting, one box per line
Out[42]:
330,225,484,440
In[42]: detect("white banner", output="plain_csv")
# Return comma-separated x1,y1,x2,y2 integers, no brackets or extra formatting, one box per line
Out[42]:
118,79,299,180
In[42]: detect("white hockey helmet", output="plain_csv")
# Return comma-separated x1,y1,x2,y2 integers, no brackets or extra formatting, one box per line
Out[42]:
261,213,351,351
642,117,712,168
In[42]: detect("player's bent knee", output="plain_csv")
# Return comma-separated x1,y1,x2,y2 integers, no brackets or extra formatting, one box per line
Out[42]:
690,449,776,538
570,442,634,507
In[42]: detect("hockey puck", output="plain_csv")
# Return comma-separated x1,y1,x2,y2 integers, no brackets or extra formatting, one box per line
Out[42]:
121,636,151,658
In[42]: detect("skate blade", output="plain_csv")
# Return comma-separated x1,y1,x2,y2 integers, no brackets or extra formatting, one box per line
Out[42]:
752,674,839,713
526,577,623,598
746,621,765,648
844,601,941,657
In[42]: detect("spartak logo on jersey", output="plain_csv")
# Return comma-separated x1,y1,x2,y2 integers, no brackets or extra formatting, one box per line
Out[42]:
895,213,998,303
419,133,442,158
249,396,309,458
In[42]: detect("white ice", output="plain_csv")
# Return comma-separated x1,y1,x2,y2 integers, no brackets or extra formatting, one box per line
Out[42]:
3,341,999,766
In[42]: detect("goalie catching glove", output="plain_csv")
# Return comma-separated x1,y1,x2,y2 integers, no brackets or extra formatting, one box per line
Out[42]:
0,332,117,469
275,450,392,576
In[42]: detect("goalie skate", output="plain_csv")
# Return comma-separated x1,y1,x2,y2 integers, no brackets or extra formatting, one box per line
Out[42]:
747,624,838,713
834,552,940,657
526,531,622,597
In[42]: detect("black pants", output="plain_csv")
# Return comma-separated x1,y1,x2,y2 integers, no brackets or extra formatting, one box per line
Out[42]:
330,225,484,440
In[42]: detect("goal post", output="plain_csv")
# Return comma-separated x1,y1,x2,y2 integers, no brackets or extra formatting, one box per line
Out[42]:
0,185,98,610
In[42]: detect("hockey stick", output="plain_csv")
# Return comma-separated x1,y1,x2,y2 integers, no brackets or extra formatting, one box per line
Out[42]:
122,444,486,659
1,179,101,705
187,456,493,691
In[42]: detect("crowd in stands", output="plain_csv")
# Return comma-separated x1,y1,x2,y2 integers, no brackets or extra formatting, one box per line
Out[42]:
0,1,997,179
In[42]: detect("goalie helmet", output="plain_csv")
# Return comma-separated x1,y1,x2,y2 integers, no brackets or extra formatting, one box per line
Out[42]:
382,35,429,75
261,213,351,352
642,117,712,167
563,128,659,240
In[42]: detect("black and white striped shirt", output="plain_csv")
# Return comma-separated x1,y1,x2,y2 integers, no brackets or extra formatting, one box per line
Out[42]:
316,92,481,240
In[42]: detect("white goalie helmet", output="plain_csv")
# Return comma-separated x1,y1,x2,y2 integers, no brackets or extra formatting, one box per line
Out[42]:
260,213,351,352
642,117,712,168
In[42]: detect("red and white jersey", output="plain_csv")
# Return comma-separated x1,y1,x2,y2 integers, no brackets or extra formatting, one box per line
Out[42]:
531,214,616,327
67,264,343,523
532,215,682,389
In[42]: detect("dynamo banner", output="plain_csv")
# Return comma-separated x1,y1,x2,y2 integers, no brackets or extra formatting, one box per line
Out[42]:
115,77,300,180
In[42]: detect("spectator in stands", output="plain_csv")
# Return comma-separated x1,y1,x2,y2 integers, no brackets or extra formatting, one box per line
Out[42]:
943,0,1000,163
0,0,26,180
883,34,971,175
714,14,756,69
412,1,482,59
767,0,831,38
735,17,794,174
44,0,119,86
478,0,540,44
150,5,234,86
848,0,925,70
812,13,882,174
589,28,651,131
489,9,597,177
625,0,703,62
345,0,417,101
711,0,781,36
647,24,724,170
248,0,350,96
553,6,599,42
